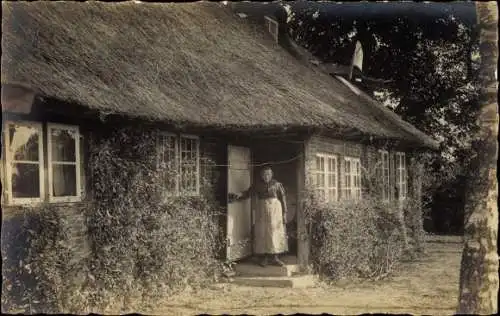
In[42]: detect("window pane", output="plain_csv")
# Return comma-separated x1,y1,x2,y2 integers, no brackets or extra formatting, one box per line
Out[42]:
51,128,76,162
180,166,197,192
159,135,177,169
317,189,326,200
11,163,40,198
52,164,77,197
179,137,199,194
158,135,177,194
330,174,336,188
163,173,177,192
315,173,323,188
9,124,39,161
328,189,336,202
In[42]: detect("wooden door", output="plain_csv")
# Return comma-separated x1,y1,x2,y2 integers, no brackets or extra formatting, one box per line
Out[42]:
226,145,252,261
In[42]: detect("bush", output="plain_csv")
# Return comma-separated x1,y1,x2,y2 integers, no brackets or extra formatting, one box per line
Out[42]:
85,127,223,312
402,197,427,252
1,204,90,314
2,126,223,314
306,191,411,282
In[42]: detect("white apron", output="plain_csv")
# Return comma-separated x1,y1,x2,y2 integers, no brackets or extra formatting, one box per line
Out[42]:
254,197,288,254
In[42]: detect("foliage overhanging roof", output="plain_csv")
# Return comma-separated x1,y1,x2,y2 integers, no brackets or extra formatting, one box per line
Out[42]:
1,1,438,149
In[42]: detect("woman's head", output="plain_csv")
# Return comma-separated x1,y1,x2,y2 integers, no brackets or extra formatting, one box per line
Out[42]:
260,166,273,183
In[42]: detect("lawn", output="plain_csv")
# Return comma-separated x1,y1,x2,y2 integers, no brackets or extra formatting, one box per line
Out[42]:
146,235,462,315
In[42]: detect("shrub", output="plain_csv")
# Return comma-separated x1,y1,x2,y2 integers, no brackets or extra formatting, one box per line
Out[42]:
306,190,411,282
401,197,427,252
2,126,223,314
1,204,91,314
85,127,223,312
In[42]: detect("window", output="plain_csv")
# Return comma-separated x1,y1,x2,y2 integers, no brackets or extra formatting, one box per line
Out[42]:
3,121,83,205
379,150,390,201
395,152,407,201
314,154,338,203
179,136,199,195
157,133,200,196
264,16,279,43
343,157,362,200
158,133,178,193
4,121,44,204
47,124,81,202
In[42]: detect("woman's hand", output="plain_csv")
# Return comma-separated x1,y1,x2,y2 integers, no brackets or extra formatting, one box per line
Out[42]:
228,193,241,203
283,208,288,222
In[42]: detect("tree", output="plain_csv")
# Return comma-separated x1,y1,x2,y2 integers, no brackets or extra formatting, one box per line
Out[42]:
457,2,498,314
283,2,481,234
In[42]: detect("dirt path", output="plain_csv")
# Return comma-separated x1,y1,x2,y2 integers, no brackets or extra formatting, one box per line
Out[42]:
151,236,462,315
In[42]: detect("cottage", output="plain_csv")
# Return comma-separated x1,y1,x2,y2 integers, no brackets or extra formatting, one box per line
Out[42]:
1,1,438,273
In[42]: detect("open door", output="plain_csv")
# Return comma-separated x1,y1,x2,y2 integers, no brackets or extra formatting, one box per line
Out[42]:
226,145,252,261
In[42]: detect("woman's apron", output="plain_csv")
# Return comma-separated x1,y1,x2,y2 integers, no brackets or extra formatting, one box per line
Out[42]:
254,197,288,254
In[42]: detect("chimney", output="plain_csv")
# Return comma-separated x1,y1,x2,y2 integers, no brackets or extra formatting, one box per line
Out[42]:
349,40,364,82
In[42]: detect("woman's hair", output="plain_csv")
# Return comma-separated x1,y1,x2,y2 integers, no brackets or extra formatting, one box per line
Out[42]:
261,165,273,174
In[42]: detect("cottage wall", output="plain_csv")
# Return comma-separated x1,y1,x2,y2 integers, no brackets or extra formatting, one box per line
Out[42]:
296,134,424,267
304,134,420,201
1,109,228,276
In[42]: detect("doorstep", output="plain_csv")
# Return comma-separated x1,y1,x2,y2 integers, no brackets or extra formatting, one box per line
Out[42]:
228,255,317,288
231,275,318,288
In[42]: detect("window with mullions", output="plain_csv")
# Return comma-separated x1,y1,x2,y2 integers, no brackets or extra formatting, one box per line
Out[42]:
343,157,362,200
157,133,200,196
3,121,83,205
379,150,390,201
48,124,81,202
5,122,44,204
395,152,407,201
314,154,338,203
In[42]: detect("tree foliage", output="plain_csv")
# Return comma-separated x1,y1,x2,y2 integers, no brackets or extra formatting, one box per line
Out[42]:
283,2,480,233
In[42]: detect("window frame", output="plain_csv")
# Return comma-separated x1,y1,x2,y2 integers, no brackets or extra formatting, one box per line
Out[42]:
395,152,407,201
47,123,82,203
156,132,200,197
343,156,362,201
379,150,391,201
313,154,326,200
157,131,180,196
179,134,200,196
4,120,45,205
314,153,338,203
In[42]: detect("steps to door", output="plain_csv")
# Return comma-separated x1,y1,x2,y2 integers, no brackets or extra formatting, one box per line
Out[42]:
230,256,318,288
232,275,318,288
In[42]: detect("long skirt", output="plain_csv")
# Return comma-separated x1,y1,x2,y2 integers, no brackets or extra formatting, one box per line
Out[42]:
254,198,288,254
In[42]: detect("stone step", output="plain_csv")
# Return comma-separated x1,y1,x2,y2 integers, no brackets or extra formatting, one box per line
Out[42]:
233,256,300,277
234,262,301,277
232,275,318,288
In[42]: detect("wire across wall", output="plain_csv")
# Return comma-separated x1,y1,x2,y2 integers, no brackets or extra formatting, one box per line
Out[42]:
202,153,304,170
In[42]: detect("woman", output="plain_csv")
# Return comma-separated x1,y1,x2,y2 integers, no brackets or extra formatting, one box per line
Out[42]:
229,166,288,267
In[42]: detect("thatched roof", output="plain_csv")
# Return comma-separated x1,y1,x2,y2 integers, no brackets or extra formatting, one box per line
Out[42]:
1,1,438,149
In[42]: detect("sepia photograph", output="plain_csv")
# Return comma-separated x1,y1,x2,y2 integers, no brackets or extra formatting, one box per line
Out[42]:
1,0,498,315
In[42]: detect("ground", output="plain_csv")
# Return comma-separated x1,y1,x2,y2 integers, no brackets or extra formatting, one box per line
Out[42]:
146,235,462,315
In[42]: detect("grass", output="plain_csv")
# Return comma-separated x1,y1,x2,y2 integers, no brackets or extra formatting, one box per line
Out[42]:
126,235,462,315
